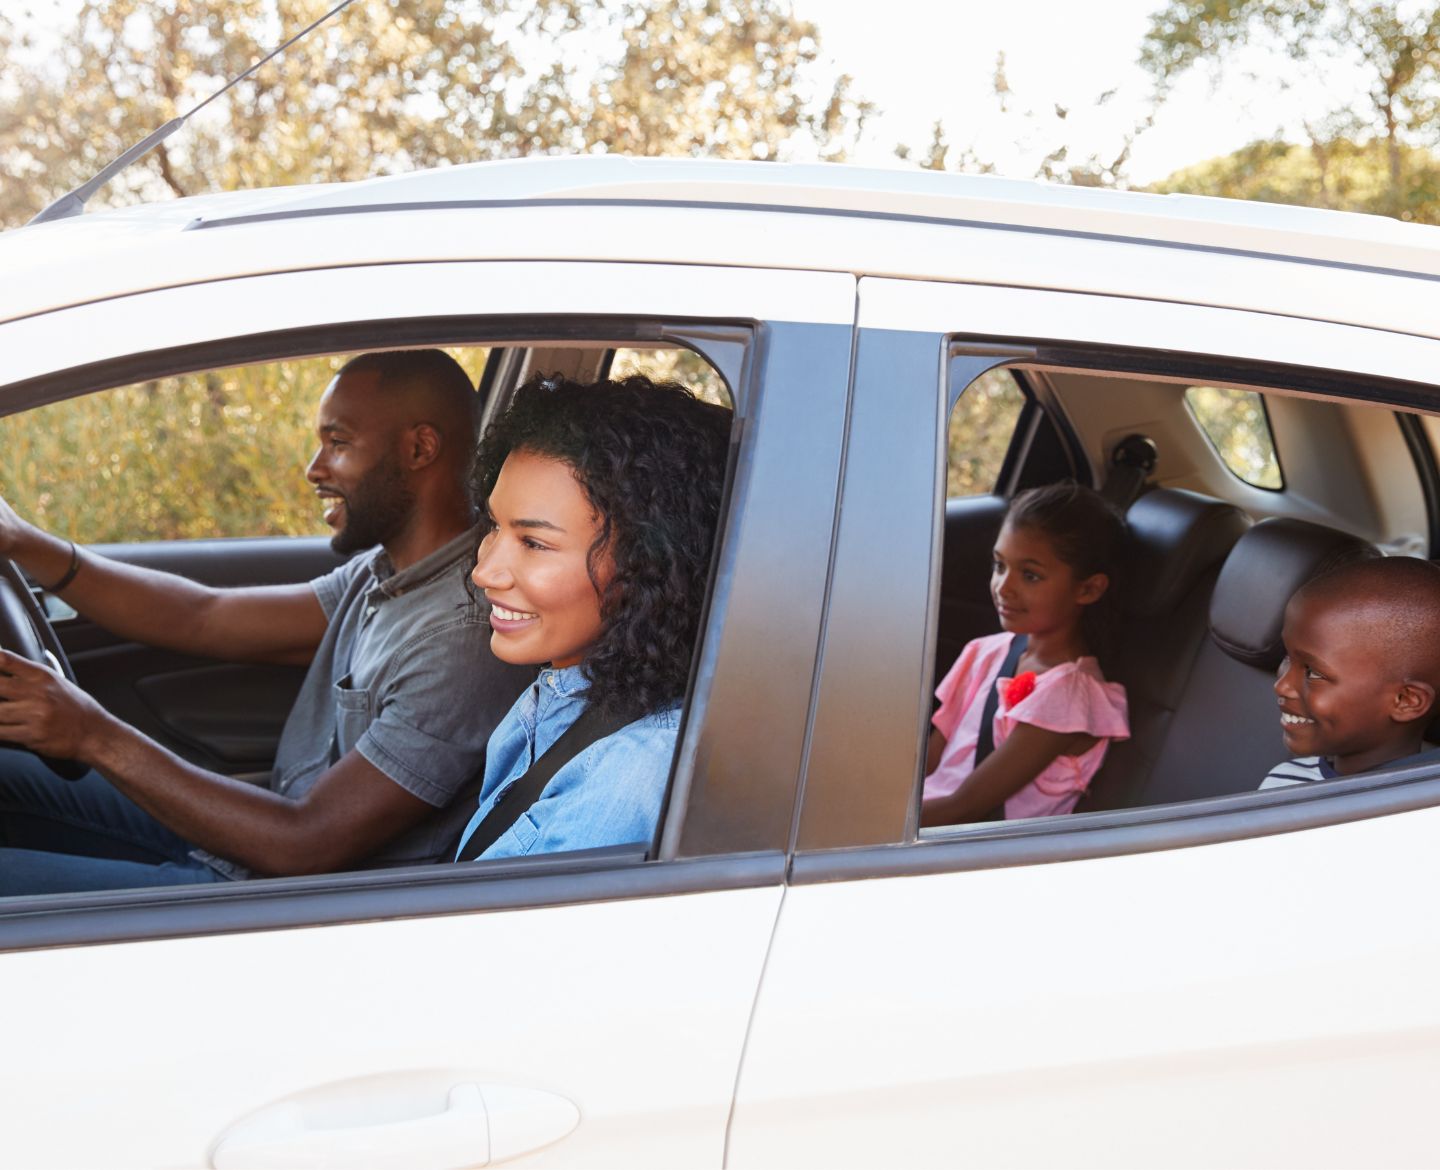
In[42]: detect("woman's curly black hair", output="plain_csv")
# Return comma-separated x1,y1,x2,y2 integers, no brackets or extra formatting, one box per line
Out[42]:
469,373,733,720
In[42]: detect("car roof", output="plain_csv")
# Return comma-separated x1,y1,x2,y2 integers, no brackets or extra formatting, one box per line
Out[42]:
4,155,1440,332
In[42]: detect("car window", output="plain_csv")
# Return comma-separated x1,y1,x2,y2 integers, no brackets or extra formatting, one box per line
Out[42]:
1184,384,1283,489
922,356,1434,839
609,346,732,408
946,368,1026,498
0,349,488,543
0,333,746,913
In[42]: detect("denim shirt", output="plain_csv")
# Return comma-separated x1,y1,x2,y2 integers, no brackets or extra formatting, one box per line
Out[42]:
455,665,680,861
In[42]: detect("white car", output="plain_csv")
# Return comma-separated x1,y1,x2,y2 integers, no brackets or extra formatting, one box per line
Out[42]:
3,157,1440,1168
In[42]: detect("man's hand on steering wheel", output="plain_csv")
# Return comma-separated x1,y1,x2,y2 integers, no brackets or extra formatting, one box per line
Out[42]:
0,649,106,763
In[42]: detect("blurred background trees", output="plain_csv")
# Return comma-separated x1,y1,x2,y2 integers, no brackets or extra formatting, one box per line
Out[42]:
0,0,870,228
6,0,1440,539
1140,0,1440,220
0,0,866,541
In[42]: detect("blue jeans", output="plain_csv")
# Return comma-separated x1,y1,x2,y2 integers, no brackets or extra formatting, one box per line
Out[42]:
0,749,227,894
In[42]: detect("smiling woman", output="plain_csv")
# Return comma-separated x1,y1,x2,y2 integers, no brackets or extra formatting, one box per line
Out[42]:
455,373,733,862
476,450,611,670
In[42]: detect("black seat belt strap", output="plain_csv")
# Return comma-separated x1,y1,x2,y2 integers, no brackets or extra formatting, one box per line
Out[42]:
456,703,628,862
972,633,1027,822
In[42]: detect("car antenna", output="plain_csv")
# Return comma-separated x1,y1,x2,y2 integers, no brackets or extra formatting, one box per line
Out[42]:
26,0,362,227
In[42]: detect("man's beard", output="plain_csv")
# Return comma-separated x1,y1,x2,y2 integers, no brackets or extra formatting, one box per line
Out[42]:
331,455,416,555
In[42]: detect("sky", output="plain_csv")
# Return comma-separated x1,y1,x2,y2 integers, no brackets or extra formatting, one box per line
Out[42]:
10,0,1360,188
791,0,1350,184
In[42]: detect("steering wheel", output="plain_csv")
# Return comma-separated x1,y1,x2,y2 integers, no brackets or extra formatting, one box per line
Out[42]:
0,558,88,780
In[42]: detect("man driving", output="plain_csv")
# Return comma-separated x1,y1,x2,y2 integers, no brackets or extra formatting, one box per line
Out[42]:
0,348,532,894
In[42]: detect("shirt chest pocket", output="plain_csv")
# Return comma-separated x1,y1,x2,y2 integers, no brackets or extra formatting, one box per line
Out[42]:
332,676,375,756
499,811,541,857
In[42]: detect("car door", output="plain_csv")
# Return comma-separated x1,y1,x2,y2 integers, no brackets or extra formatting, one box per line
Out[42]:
0,255,857,1168
729,273,1440,1167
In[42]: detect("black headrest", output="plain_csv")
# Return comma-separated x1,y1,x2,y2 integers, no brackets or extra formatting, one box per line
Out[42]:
1124,489,1252,617
1209,518,1380,669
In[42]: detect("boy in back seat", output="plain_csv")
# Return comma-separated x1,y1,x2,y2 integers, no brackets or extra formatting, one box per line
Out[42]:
1264,557,1440,788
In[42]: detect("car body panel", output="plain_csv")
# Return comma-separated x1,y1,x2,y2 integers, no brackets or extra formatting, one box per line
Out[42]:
8,159,1440,343
1,884,783,1168
729,805,1440,1168
0,261,853,393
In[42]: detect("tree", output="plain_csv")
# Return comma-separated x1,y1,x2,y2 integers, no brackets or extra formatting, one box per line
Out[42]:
1141,1,1440,218
539,0,870,160
1148,134,1440,223
0,0,869,229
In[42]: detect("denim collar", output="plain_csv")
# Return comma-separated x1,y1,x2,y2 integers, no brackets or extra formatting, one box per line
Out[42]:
538,664,590,699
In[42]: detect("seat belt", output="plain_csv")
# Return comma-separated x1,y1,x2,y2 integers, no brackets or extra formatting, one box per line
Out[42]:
456,703,629,862
972,633,1027,822
1100,433,1158,511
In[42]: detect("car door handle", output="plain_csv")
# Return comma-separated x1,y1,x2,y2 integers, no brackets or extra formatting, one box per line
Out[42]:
210,1077,580,1169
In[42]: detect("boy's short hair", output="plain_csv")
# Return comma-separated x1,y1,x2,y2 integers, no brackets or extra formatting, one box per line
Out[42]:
1297,556,1440,685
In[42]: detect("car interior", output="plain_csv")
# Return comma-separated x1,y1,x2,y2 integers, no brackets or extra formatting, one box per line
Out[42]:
930,358,1440,833
2,330,1437,884
0,339,733,854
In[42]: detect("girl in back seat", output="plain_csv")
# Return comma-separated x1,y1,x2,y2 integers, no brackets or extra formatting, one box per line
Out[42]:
922,482,1130,826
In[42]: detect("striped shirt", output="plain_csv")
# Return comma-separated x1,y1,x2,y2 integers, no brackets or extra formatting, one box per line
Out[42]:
1261,748,1440,790
1260,756,1337,789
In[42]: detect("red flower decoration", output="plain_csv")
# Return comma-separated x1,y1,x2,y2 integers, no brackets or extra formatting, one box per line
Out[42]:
1003,671,1037,707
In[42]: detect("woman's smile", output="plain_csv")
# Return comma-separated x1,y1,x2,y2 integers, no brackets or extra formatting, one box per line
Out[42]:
488,602,539,626
471,451,612,669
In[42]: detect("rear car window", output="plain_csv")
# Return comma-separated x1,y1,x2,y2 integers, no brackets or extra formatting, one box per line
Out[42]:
946,368,1026,497
1184,385,1283,489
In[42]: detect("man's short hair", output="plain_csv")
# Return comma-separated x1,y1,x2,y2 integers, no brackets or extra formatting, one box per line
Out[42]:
338,348,479,439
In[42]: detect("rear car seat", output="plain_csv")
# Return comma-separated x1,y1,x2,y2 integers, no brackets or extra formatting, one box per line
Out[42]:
1078,489,1251,811
1084,514,1379,812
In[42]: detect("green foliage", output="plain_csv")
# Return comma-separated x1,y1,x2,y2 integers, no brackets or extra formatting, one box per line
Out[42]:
609,347,731,407
0,348,488,543
1150,135,1440,222
1140,1,1329,85
946,369,1025,498
0,0,866,541
1141,1,1440,218
0,0,870,228
1184,384,1282,489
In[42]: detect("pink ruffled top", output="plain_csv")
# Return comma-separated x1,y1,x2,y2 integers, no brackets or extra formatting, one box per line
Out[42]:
926,632,1129,821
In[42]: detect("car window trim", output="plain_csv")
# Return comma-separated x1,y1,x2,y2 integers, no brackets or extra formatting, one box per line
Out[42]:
0,315,756,418
793,761,1440,884
0,848,786,954
1396,411,1440,557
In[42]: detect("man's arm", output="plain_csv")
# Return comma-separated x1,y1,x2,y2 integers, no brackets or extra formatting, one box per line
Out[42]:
0,496,329,665
0,650,433,875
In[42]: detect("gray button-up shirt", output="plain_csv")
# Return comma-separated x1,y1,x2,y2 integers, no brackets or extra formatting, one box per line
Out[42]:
194,528,533,879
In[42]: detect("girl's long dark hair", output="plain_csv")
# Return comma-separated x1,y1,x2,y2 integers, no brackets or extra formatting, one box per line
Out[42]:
470,373,732,720
1005,481,1128,663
